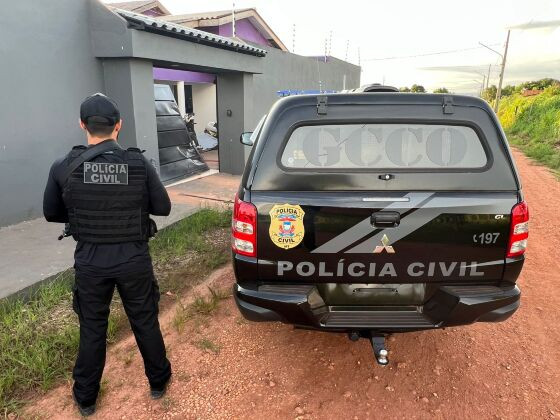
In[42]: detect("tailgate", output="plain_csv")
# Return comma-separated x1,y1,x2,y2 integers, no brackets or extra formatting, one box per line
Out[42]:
255,191,516,283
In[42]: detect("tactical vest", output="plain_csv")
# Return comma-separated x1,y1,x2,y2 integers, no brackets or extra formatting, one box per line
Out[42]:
62,145,150,243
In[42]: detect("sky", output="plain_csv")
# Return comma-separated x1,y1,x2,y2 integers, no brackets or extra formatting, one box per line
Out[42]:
106,0,560,94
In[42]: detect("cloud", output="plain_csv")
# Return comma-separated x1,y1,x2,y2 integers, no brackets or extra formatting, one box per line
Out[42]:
420,65,499,75
500,59,560,83
417,59,560,94
508,20,560,30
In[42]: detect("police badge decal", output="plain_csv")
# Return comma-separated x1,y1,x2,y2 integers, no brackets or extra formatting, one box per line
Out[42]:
269,204,305,249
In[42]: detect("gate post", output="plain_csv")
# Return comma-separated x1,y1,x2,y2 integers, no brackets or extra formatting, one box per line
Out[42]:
102,58,160,171
216,73,254,175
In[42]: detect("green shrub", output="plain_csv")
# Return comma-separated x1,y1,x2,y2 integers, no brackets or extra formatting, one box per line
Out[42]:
498,87,560,173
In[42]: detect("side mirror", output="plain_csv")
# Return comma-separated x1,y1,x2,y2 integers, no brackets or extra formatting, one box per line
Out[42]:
240,132,254,146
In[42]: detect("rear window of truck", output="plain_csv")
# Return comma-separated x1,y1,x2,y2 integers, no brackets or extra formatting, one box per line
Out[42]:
280,123,488,170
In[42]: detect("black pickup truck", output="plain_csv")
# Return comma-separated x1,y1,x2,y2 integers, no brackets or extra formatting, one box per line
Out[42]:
232,92,528,364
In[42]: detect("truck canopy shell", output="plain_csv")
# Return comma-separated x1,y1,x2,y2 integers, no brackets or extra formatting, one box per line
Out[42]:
245,93,520,192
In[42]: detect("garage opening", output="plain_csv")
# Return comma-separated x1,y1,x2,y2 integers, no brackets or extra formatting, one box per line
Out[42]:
154,67,220,176
153,83,208,183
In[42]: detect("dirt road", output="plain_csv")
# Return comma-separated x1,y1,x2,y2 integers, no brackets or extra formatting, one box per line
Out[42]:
26,149,560,419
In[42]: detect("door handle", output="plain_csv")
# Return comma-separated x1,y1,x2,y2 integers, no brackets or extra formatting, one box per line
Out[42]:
370,211,400,228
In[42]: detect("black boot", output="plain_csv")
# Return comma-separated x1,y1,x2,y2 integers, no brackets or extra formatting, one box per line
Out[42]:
150,375,171,400
72,390,96,417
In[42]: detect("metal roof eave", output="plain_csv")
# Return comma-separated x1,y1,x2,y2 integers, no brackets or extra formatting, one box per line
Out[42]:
114,9,267,57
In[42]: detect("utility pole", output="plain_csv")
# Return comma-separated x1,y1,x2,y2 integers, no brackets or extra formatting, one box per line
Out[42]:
486,64,492,90
495,30,511,113
358,47,361,68
479,30,510,112
474,72,486,97
480,75,486,96
292,24,296,53
345,40,349,61
472,79,484,97
232,2,236,38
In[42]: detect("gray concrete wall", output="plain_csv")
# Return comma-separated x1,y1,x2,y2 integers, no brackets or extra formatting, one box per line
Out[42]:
217,73,254,174
0,0,361,224
103,58,160,169
251,50,361,129
0,0,105,227
235,49,361,171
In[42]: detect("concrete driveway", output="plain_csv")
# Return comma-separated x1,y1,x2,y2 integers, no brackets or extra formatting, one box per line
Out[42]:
0,171,239,299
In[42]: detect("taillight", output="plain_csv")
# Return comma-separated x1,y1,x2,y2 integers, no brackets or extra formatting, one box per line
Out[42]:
232,193,257,257
507,201,529,258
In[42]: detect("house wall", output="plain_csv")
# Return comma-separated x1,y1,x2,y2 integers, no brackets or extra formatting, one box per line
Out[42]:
0,0,105,227
249,49,361,129
203,18,272,48
218,48,361,174
217,73,254,174
192,84,217,133
0,0,360,225
235,19,271,47
103,58,160,168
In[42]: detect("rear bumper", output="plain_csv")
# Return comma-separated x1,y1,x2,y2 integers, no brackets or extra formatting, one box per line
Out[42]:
234,283,520,333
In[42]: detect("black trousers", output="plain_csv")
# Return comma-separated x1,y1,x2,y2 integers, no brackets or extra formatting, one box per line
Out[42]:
72,268,171,406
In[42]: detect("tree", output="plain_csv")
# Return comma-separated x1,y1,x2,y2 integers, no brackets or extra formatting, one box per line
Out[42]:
519,78,559,91
501,85,516,97
433,87,449,94
411,84,426,93
399,87,411,92
482,85,497,102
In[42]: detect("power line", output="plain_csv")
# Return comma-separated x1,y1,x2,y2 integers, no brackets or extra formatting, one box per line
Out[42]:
362,44,501,61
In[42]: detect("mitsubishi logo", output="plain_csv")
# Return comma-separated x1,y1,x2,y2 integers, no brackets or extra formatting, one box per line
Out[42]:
373,234,395,254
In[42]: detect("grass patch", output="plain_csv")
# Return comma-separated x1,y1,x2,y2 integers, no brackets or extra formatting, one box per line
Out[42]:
498,86,560,173
98,378,110,401
192,287,231,315
0,208,232,413
0,270,77,413
150,208,231,262
172,287,231,334
195,338,220,354
172,301,189,334
161,395,173,411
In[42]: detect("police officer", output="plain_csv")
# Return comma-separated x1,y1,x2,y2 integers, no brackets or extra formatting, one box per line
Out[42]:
43,93,172,416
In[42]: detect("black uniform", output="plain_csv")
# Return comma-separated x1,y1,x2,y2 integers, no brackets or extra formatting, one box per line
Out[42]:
43,139,172,407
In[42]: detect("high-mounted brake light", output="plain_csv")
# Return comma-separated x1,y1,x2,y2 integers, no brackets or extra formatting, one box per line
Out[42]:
232,193,257,257
507,201,529,258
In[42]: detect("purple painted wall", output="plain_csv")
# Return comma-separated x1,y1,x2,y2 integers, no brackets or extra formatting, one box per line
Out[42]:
143,7,166,17
199,25,220,36
153,68,216,84
198,18,271,48
235,19,271,47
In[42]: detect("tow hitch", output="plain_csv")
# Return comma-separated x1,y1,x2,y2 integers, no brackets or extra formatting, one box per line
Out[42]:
348,332,389,366
370,335,389,366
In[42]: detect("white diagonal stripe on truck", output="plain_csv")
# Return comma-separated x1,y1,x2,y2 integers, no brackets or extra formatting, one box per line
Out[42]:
345,197,515,254
310,193,433,254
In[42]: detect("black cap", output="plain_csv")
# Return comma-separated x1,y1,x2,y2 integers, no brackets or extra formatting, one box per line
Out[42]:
80,93,120,126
